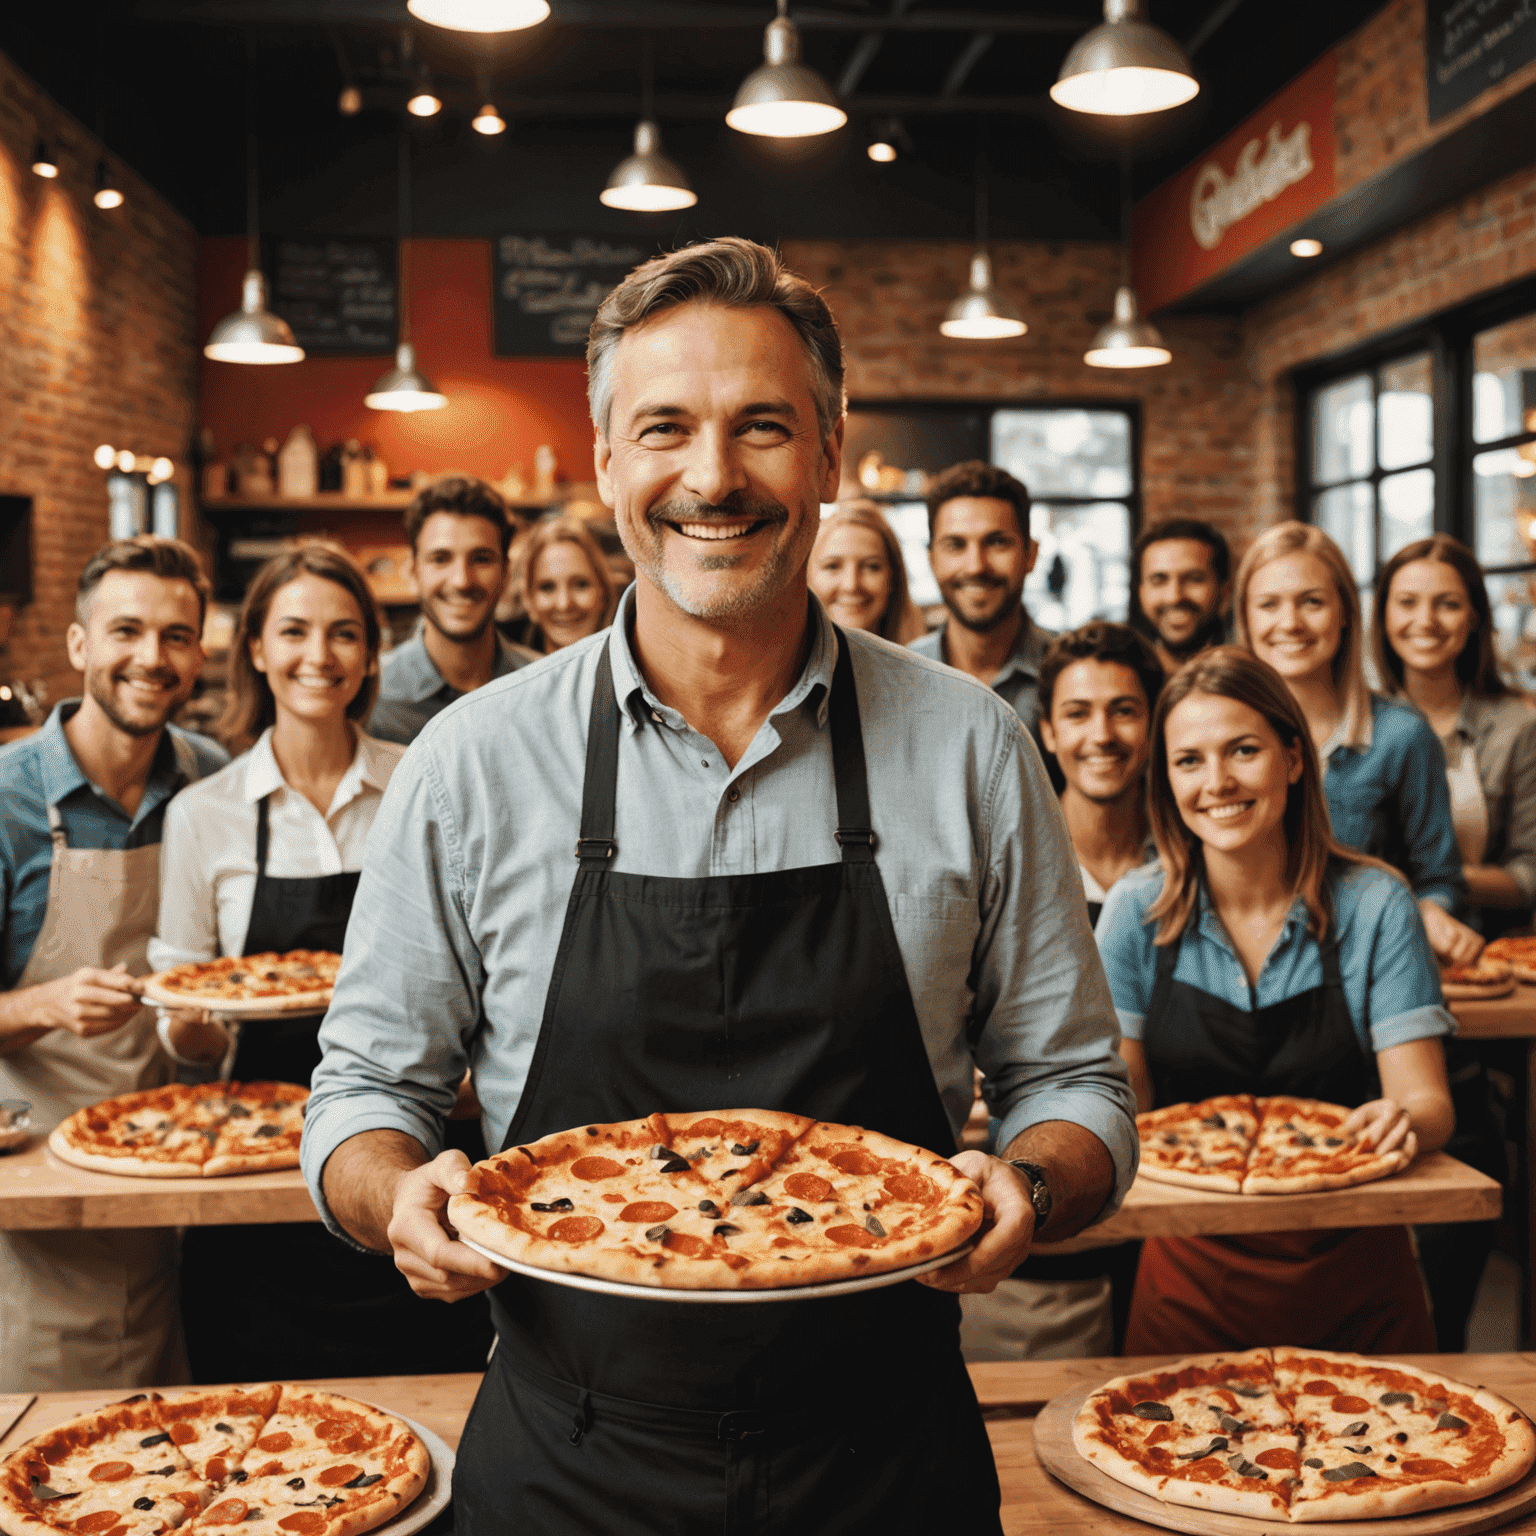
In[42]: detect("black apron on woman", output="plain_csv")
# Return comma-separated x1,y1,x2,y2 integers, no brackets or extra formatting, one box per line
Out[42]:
452,636,1002,1536
1124,886,1434,1355
180,794,493,1383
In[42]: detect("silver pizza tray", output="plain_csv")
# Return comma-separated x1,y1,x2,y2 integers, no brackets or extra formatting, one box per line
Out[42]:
368,1413,454,1536
461,1235,976,1304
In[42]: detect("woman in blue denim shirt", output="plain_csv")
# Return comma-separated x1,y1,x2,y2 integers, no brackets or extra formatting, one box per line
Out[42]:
1233,522,1481,967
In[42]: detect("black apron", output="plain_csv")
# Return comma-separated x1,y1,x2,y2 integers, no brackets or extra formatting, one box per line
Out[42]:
1125,886,1434,1355
180,794,493,1382
452,635,1001,1536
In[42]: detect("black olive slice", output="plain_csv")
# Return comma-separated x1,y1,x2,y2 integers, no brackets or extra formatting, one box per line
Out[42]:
1199,1114,1226,1130
645,1224,671,1241
1324,1136,1343,1147
1293,1132,1316,1147
1346,1446,1371,1455
1437,1412,1468,1431
1227,1455,1267,1480
133,1498,156,1511
1304,1459,1323,1469
531,1198,575,1212
1218,1414,1254,1434
1177,1438,1228,1459
1393,1433,1408,1444
713,1223,741,1238
228,1469,248,1483
253,1124,283,1138
287,1478,306,1489
660,1158,691,1174
343,1474,382,1489
227,972,246,984
1385,1455,1397,1463
155,1466,177,1477
1379,1392,1413,1406
1132,1402,1174,1421
1228,1386,1266,1399
720,1169,740,1177
1342,1421,1369,1436
1323,1463,1376,1482
730,1141,760,1156
648,1146,679,1161
730,1189,769,1207
29,1480,78,1502
786,1208,813,1224
139,1432,171,1447
698,1200,721,1216
214,1422,234,1433
865,1216,886,1237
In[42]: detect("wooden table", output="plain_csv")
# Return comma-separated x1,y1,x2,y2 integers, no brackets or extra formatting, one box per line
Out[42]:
7,1356,1534,1536
1452,986,1536,1039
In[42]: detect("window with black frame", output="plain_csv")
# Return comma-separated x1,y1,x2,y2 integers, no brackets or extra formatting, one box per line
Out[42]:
1298,283,1536,683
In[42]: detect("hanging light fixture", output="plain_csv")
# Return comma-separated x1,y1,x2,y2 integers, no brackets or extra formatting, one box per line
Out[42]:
1051,0,1199,117
32,139,58,178
407,0,549,32
472,101,507,135
602,42,696,211
205,38,304,365
1085,159,1170,368
727,0,846,139
940,137,1026,340
406,68,442,117
367,127,447,413
338,85,363,116
93,159,123,210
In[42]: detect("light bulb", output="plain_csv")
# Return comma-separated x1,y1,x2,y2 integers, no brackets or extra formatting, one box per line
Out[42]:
115,450,136,473
407,90,442,118
1290,237,1323,258
867,141,896,162
407,0,549,31
338,85,363,116
32,140,58,178
472,103,507,135
149,457,174,483
93,159,123,209
94,445,116,470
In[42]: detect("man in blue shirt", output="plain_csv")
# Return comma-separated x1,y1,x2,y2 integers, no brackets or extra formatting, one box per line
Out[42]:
367,476,535,745
0,537,226,1390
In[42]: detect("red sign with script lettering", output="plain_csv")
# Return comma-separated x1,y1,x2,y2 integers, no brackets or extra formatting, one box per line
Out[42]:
1131,51,1337,314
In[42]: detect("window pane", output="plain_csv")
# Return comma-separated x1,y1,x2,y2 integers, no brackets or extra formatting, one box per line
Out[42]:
876,500,941,608
1312,482,1375,586
1486,573,1536,691
1023,502,1132,629
1378,468,1435,559
1377,353,1433,470
990,409,1132,499
1311,374,1374,486
1473,447,1536,566
1473,311,1536,443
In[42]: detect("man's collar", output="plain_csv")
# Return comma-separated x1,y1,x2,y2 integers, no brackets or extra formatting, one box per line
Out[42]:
382,633,447,704
936,604,1044,680
34,700,190,812
607,586,838,735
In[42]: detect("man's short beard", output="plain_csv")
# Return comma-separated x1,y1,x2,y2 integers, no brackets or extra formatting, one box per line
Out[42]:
421,596,494,645
1159,611,1226,661
86,669,176,739
633,493,801,621
944,584,1022,635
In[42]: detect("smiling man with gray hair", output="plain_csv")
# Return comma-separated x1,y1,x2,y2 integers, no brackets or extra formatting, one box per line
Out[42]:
305,236,1135,1535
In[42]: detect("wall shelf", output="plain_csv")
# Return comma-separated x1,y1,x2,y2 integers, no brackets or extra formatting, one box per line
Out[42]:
200,488,598,514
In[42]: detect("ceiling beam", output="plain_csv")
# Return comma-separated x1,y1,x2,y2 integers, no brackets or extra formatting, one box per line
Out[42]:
837,33,885,98
1184,0,1248,55
942,31,995,96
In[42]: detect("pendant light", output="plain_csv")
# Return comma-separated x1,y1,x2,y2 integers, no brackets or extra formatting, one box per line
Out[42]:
940,138,1026,340
93,159,123,210
32,139,58,178
1085,160,1170,368
407,0,549,32
602,42,696,211
1051,0,1199,117
205,39,304,365
727,0,846,139
472,101,507,135
367,127,447,413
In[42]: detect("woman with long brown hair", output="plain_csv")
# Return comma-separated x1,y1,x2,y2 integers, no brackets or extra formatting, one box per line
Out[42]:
510,515,617,655
808,500,926,643
150,541,491,1381
1234,521,1481,965
1096,646,1453,1353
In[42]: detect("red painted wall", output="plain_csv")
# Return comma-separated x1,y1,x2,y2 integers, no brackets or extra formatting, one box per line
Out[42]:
197,236,596,487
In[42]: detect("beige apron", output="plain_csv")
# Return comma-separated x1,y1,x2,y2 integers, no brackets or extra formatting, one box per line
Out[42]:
0,803,186,1391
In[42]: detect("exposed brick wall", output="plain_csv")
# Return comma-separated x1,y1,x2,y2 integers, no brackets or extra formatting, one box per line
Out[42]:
0,48,198,710
781,239,1259,551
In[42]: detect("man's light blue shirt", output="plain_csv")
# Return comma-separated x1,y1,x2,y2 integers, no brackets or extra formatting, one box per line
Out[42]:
908,607,1054,729
366,628,536,746
1096,859,1455,1056
0,702,228,990
305,591,1138,1232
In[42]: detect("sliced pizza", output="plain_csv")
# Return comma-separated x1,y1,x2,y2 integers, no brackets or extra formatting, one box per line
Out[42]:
1134,1094,1260,1193
1481,936,1536,985
1438,955,1516,1000
1243,1098,1410,1195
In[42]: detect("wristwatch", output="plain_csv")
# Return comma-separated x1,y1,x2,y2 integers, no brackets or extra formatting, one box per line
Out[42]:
1006,1159,1053,1228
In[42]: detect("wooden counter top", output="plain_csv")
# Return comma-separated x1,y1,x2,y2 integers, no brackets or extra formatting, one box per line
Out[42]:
7,1356,1534,1536
0,1137,318,1230
1452,984,1536,1039
1033,1150,1501,1254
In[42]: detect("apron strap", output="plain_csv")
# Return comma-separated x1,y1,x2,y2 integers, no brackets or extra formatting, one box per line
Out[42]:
1146,922,1182,1028
576,648,621,869
827,628,875,865
255,794,272,876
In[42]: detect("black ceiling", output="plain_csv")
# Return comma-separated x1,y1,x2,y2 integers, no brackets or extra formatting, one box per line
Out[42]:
3,0,1386,250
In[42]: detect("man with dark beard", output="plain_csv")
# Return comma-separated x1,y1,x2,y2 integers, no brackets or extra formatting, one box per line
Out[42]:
909,460,1053,730
0,537,225,1389
368,475,536,746
1132,517,1231,675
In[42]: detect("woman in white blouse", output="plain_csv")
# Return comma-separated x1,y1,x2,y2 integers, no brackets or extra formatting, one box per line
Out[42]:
153,542,491,1382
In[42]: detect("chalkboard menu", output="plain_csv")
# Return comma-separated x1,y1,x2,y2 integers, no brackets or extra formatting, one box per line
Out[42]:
494,233,649,358
1427,0,1536,121
269,238,397,356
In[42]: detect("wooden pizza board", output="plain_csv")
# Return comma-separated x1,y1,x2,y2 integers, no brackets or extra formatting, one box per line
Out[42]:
1032,1384,1536,1536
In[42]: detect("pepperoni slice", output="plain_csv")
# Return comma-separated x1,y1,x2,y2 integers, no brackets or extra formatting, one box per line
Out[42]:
314,1420,354,1440
662,1232,709,1258
619,1202,677,1223
251,1460,286,1478
317,1464,363,1487
826,1224,878,1249
783,1173,834,1202
684,1118,725,1137
200,1500,249,1525
571,1157,625,1181
207,1457,228,1483
549,1216,605,1242
168,1423,197,1445
1332,1395,1370,1415
88,1462,135,1483
828,1149,882,1176
600,1193,626,1204
278,1515,328,1535
256,1432,294,1452
1256,1448,1300,1472
883,1173,938,1206
1401,1459,1457,1477
1304,1380,1338,1396
74,1511,126,1532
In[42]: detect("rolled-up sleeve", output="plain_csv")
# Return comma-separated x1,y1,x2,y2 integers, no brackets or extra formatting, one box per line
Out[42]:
1363,876,1457,1052
1500,717,1536,904
971,723,1139,1222
302,747,480,1238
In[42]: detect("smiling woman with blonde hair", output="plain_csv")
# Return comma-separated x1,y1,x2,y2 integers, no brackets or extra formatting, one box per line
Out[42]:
1233,520,1478,966
808,500,925,643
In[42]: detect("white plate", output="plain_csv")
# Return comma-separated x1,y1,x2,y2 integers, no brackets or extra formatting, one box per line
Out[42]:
369,1413,455,1536
461,1236,976,1304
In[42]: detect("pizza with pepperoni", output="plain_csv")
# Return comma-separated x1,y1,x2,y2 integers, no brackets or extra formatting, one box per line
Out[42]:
446,1110,984,1290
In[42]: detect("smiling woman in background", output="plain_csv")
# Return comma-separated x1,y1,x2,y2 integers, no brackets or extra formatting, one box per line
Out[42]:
149,541,491,1382
513,515,617,655
1233,521,1480,965
808,500,926,642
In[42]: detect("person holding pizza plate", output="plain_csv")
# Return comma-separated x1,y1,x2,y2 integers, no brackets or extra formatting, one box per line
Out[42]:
1095,646,1455,1354
149,541,492,1383
303,238,1138,1536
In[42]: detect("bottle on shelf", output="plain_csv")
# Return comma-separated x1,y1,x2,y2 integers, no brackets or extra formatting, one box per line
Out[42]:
278,426,318,499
